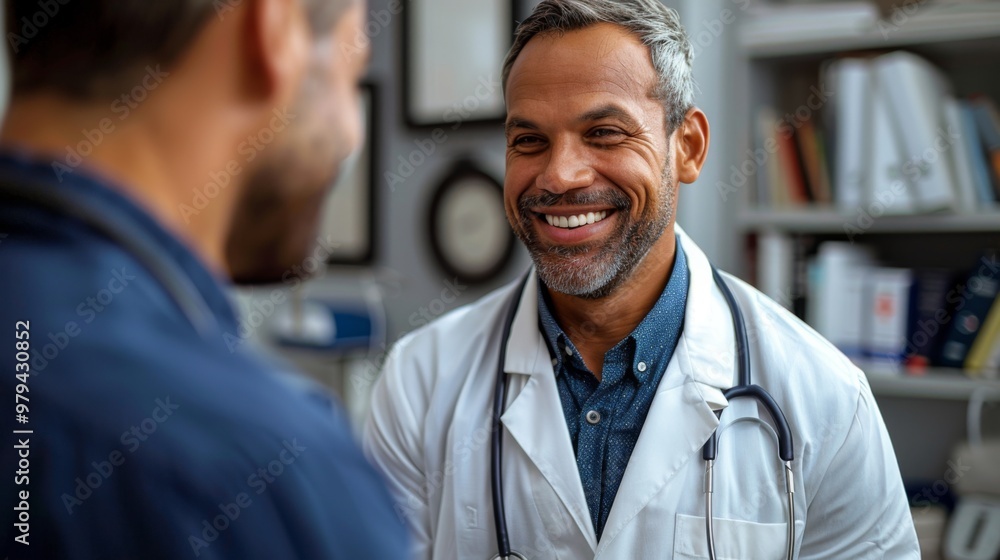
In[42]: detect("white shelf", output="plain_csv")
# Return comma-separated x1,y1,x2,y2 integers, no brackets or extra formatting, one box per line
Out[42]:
744,10,1000,59
863,366,1000,401
740,208,1000,234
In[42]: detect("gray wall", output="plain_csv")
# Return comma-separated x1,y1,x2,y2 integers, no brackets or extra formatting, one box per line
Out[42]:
353,0,530,345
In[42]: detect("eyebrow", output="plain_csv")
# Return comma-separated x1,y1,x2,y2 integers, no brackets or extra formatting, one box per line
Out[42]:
505,117,538,137
578,104,640,128
505,103,640,137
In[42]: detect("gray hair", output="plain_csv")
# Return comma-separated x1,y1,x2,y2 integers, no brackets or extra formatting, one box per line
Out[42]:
502,0,695,131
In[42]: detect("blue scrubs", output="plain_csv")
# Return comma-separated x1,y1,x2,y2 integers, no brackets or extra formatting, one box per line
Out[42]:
0,152,408,559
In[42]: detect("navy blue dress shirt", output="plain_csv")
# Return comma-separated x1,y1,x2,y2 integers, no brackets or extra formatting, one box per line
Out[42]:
537,245,689,539
0,152,407,559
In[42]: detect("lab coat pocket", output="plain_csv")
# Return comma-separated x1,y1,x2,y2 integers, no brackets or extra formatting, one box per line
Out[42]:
673,513,803,560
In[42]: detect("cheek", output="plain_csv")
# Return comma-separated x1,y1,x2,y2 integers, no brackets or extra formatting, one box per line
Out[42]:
503,161,534,214
596,156,658,215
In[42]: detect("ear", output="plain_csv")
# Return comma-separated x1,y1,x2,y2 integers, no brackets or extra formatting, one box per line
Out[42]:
672,107,710,184
242,0,311,108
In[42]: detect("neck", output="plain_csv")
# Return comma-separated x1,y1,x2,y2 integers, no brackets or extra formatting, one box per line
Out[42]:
547,230,677,378
1,95,235,276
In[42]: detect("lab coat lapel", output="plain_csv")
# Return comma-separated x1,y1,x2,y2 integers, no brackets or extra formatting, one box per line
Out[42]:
597,227,738,554
501,273,599,552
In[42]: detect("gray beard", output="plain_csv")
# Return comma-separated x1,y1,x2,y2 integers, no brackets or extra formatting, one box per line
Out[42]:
513,167,674,300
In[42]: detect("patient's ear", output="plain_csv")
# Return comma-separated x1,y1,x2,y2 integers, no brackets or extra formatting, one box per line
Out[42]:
673,108,710,184
242,0,311,108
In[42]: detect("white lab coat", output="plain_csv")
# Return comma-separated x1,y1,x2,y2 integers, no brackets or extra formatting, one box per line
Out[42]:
365,226,919,559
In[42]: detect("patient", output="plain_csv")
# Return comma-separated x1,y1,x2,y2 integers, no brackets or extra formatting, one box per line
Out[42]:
0,0,407,558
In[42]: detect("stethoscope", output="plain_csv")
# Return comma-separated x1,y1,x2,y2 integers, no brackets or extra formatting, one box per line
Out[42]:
490,265,796,560
0,178,218,338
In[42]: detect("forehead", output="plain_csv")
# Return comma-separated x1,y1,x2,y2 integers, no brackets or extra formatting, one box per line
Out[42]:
505,23,659,113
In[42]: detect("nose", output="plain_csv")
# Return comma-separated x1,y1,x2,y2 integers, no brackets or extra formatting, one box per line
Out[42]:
536,139,595,194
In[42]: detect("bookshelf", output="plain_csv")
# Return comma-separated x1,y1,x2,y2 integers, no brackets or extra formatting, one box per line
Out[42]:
741,208,1000,234
744,14,1000,59
735,2,1000,484
862,366,1000,401
736,3,1000,355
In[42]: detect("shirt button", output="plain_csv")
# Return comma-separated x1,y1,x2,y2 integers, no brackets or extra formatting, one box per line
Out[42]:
586,410,601,424
637,361,648,373
564,345,573,356
551,358,558,367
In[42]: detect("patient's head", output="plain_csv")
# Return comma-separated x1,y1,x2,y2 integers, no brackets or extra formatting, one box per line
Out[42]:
4,0,369,284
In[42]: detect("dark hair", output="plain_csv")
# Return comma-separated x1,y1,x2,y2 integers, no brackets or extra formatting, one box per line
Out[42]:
5,0,352,99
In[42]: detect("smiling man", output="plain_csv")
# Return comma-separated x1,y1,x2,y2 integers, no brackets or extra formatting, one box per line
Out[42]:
366,0,918,558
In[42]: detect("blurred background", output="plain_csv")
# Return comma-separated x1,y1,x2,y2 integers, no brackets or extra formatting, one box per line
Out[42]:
6,0,1000,557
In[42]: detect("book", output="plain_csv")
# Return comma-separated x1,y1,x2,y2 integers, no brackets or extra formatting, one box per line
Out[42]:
812,242,876,359
873,51,956,212
863,268,913,365
797,119,833,205
969,96,1000,198
959,100,998,205
937,251,1000,369
904,269,955,370
942,97,982,213
964,294,1000,375
756,107,789,208
868,75,916,214
778,127,810,206
830,57,872,213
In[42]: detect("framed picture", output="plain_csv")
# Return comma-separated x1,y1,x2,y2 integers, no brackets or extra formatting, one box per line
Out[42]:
319,82,377,265
426,159,516,285
402,0,513,128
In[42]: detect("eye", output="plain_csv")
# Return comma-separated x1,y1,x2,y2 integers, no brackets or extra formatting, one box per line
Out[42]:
590,127,625,142
510,135,545,150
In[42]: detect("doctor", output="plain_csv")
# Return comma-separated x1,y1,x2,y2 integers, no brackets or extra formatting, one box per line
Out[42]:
366,0,919,558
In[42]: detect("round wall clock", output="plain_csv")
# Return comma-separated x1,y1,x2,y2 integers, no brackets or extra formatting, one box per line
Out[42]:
427,160,516,285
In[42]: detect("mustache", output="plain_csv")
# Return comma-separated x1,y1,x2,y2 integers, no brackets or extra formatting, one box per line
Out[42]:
517,189,631,213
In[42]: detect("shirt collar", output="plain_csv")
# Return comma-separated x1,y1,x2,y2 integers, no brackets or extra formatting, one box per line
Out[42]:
0,150,240,334
536,242,689,384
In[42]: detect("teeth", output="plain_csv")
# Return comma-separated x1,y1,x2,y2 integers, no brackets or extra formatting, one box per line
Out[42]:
544,210,609,229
